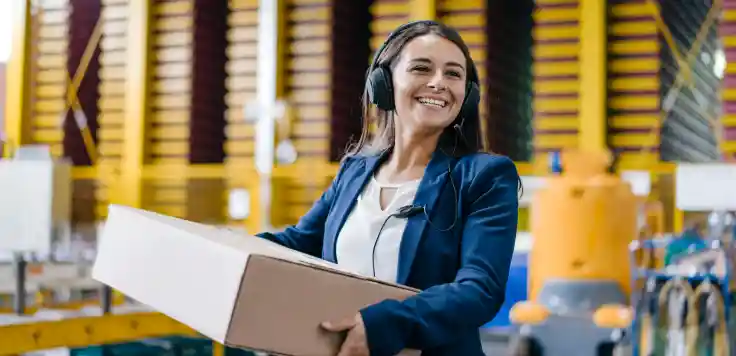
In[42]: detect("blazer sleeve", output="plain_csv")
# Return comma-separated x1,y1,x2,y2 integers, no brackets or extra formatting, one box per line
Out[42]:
255,157,351,257
359,156,519,354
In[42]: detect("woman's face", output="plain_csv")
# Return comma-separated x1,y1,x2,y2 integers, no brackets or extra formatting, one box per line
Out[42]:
391,34,468,135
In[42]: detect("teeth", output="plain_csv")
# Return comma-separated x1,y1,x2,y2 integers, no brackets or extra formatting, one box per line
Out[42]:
418,98,446,107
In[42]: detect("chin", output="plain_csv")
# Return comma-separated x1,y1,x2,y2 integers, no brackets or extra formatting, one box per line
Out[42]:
412,115,455,132
421,109,458,124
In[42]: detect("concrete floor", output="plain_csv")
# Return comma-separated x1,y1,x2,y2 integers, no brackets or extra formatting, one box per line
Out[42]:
481,329,515,355
480,329,634,356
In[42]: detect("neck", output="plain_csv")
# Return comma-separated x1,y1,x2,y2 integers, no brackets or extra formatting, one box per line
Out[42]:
386,129,440,172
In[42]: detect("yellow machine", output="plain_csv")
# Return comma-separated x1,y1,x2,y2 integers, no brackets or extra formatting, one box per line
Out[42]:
510,150,637,355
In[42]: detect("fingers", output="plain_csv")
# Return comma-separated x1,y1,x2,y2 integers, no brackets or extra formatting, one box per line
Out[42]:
322,314,368,356
320,317,356,332
336,330,366,356
336,343,351,356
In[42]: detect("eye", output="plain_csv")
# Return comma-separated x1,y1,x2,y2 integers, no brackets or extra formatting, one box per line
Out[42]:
410,65,430,72
445,70,462,78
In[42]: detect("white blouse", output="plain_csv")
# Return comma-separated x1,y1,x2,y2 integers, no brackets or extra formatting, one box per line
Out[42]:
334,176,420,283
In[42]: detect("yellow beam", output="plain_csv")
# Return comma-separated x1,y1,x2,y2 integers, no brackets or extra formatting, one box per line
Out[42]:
578,0,608,152
410,0,436,21
3,0,33,157
119,0,153,207
0,312,197,355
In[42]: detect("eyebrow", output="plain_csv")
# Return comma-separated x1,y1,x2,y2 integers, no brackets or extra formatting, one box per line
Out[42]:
410,57,466,71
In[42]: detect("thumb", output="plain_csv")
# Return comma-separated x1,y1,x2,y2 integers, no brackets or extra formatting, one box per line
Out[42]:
321,316,356,332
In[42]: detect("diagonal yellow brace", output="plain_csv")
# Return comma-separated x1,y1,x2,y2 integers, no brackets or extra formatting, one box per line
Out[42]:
66,18,104,106
637,0,724,163
61,15,105,164
667,0,722,94
645,0,691,83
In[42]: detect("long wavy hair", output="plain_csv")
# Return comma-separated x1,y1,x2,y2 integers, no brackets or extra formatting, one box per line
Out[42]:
345,21,484,158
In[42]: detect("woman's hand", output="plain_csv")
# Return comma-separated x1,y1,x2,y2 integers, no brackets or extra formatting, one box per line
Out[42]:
321,313,370,356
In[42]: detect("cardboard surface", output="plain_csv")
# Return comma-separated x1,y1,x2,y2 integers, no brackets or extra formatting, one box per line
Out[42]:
93,205,419,356
0,159,71,253
676,163,736,211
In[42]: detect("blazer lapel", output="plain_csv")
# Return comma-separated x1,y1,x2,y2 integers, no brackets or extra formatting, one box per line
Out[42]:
323,153,386,263
396,150,452,284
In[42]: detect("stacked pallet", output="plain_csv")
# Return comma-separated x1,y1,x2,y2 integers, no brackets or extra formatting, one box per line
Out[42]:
274,0,371,225
370,0,410,55
96,0,128,218
29,1,70,159
607,0,661,168
484,0,534,161
285,0,332,160
224,0,258,165
223,0,258,226
483,1,534,230
145,0,228,222
437,0,488,148
28,0,101,225
64,0,101,167
188,0,229,223
190,0,228,165
330,0,372,161
66,0,102,224
720,1,736,160
532,0,580,164
365,0,410,138
187,0,230,224
145,0,191,218
658,0,721,162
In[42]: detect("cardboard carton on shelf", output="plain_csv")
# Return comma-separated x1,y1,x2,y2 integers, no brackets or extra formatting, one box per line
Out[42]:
92,205,419,356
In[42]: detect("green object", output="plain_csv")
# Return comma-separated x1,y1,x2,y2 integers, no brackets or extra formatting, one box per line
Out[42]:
70,337,218,356
664,232,707,266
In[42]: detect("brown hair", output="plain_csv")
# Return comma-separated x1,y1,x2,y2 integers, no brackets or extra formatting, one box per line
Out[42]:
345,21,484,159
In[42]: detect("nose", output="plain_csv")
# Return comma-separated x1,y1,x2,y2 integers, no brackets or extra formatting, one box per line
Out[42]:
427,70,446,91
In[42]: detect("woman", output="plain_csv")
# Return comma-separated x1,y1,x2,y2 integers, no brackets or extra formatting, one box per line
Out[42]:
258,20,520,356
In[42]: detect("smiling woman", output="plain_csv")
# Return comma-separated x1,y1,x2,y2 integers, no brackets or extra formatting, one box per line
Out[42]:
393,38,468,131
352,21,483,160
257,20,520,356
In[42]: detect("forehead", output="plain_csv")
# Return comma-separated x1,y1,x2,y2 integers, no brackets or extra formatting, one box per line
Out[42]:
399,34,466,67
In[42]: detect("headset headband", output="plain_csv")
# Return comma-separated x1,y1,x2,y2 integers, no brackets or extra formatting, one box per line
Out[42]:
371,20,438,68
370,20,479,84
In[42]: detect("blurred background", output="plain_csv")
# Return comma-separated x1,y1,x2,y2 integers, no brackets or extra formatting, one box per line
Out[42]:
0,0,736,355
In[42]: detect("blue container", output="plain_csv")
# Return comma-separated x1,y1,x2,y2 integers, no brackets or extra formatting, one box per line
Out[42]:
482,253,528,329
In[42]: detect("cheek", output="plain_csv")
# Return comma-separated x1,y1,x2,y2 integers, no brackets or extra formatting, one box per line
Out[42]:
453,86,466,106
394,83,417,106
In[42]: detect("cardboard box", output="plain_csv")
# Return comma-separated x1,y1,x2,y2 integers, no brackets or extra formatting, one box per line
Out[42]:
92,205,419,356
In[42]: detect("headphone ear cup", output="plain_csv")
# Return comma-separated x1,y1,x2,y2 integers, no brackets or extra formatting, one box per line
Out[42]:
467,82,480,106
366,67,394,111
460,81,481,116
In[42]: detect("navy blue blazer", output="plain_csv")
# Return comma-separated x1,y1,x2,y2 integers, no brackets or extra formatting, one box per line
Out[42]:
258,149,519,356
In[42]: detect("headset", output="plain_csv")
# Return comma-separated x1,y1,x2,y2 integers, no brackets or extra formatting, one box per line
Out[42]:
365,20,481,123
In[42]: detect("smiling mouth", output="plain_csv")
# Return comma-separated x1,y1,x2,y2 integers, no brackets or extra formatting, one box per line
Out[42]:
417,97,447,108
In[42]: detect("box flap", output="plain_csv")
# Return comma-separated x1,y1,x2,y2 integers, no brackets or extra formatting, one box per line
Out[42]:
92,205,251,342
